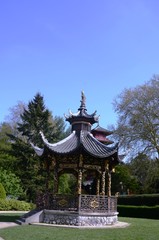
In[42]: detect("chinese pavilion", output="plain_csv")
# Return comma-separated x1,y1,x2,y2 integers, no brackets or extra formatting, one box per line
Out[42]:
26,92,121,226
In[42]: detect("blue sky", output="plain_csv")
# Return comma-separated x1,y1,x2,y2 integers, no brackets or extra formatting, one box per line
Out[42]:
0,0,159,128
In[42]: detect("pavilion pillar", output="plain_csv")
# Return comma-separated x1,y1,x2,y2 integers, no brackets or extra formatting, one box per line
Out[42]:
96,176,100,195
77,169,83,195
101,171,106,195
106,171,111,197
78,154,83,195
53,166,58,194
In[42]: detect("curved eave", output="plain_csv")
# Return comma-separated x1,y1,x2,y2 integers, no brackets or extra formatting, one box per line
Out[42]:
80,131,118,158
40,131,80,154
65,109,99,124
33,130,119,159
30,142,44,156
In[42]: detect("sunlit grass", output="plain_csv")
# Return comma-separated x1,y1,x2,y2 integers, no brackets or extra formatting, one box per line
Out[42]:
0,216,159,240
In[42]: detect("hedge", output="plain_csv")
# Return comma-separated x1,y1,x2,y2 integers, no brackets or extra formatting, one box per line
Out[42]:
0,183,6,199
0,199,35,211
118,194,159,206
118,205,159,219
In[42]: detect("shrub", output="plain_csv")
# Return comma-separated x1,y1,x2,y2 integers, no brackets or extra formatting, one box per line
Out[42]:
118,205,159,219
118,194,159,206
0,199,35,211
0,183,6,199
0,168,25,199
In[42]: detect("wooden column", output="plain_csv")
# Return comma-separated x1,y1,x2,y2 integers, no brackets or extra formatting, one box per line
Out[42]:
78,154,83,195
77,169,83,195
53,161,58,194
96,176,100,195
101,171,106,195
107,171,111,197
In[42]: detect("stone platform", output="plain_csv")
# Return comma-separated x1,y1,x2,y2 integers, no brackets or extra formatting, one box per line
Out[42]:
43,210,118,226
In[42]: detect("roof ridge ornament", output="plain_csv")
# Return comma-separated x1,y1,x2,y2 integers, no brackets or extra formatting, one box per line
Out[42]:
78,91,87,111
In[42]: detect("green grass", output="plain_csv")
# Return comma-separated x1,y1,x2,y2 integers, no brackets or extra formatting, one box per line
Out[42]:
0,216,159,240
0,213,23,222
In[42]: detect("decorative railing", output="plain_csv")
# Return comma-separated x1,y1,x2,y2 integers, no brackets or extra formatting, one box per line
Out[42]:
79,195,117,213
36,193,117,213
36,193,78,210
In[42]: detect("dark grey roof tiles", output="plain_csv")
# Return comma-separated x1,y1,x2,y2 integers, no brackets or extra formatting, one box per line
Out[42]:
34,130,118,158
80,131,118,158
40,131,79,154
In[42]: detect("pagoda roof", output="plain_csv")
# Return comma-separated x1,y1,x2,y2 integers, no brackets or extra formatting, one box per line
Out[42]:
32,130,119,159
65,91,99,125
91,126,113,135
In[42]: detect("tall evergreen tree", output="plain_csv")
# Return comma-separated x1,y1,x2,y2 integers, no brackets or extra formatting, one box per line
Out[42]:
9,93,66,201
18,93,55,146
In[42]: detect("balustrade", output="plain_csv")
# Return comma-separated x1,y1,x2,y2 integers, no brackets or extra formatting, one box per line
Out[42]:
36,193,117,213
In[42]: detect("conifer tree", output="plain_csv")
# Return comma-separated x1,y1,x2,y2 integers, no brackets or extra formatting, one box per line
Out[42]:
18,93,54,146
10,92,66,202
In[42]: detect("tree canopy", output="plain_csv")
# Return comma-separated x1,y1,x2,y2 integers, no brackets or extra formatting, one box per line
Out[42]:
113,76,159,159
7,92,67,201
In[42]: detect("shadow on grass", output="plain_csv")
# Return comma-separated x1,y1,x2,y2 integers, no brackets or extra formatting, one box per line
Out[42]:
0,214,22,222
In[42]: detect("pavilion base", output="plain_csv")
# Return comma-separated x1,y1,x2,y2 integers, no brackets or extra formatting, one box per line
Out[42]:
43,210,118,226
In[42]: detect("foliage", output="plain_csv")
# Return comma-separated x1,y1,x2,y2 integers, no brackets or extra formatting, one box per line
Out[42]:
0,168,24,199
8,92,67,202
0,122,16,171
118,205,159,219
0,218,159,240
144,160,159,193
127,153,151,188
0,198,34,211
5,101,26,137
111,164,141,195
127,153,159,193
113,76,159,159
58,174,77,194
0,182,6,199
17,93,65,146
118,194,159,206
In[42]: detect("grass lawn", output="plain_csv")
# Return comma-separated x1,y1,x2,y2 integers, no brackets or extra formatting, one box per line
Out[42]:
0,214,159,240
0,213,23,222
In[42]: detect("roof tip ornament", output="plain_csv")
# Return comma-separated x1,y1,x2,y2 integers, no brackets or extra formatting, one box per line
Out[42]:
79,90,87,111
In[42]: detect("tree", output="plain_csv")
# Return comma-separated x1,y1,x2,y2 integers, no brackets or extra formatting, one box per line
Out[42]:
143,159,159,193
0,122,16,171
128,153,151,187
5,101,26,136
111,164,141,195
113,76,159,159
58,174,77,194
18,93,54,146
9,92,66,201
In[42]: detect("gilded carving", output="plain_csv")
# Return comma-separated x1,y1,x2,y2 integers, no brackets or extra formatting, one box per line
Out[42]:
90,199,99,209
96,178,100,195
78,169,83,194
59,164,77,169
84,164,101,171
79,154,83,167
107,172,111,197
58,199,68,207
101,171,106,195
